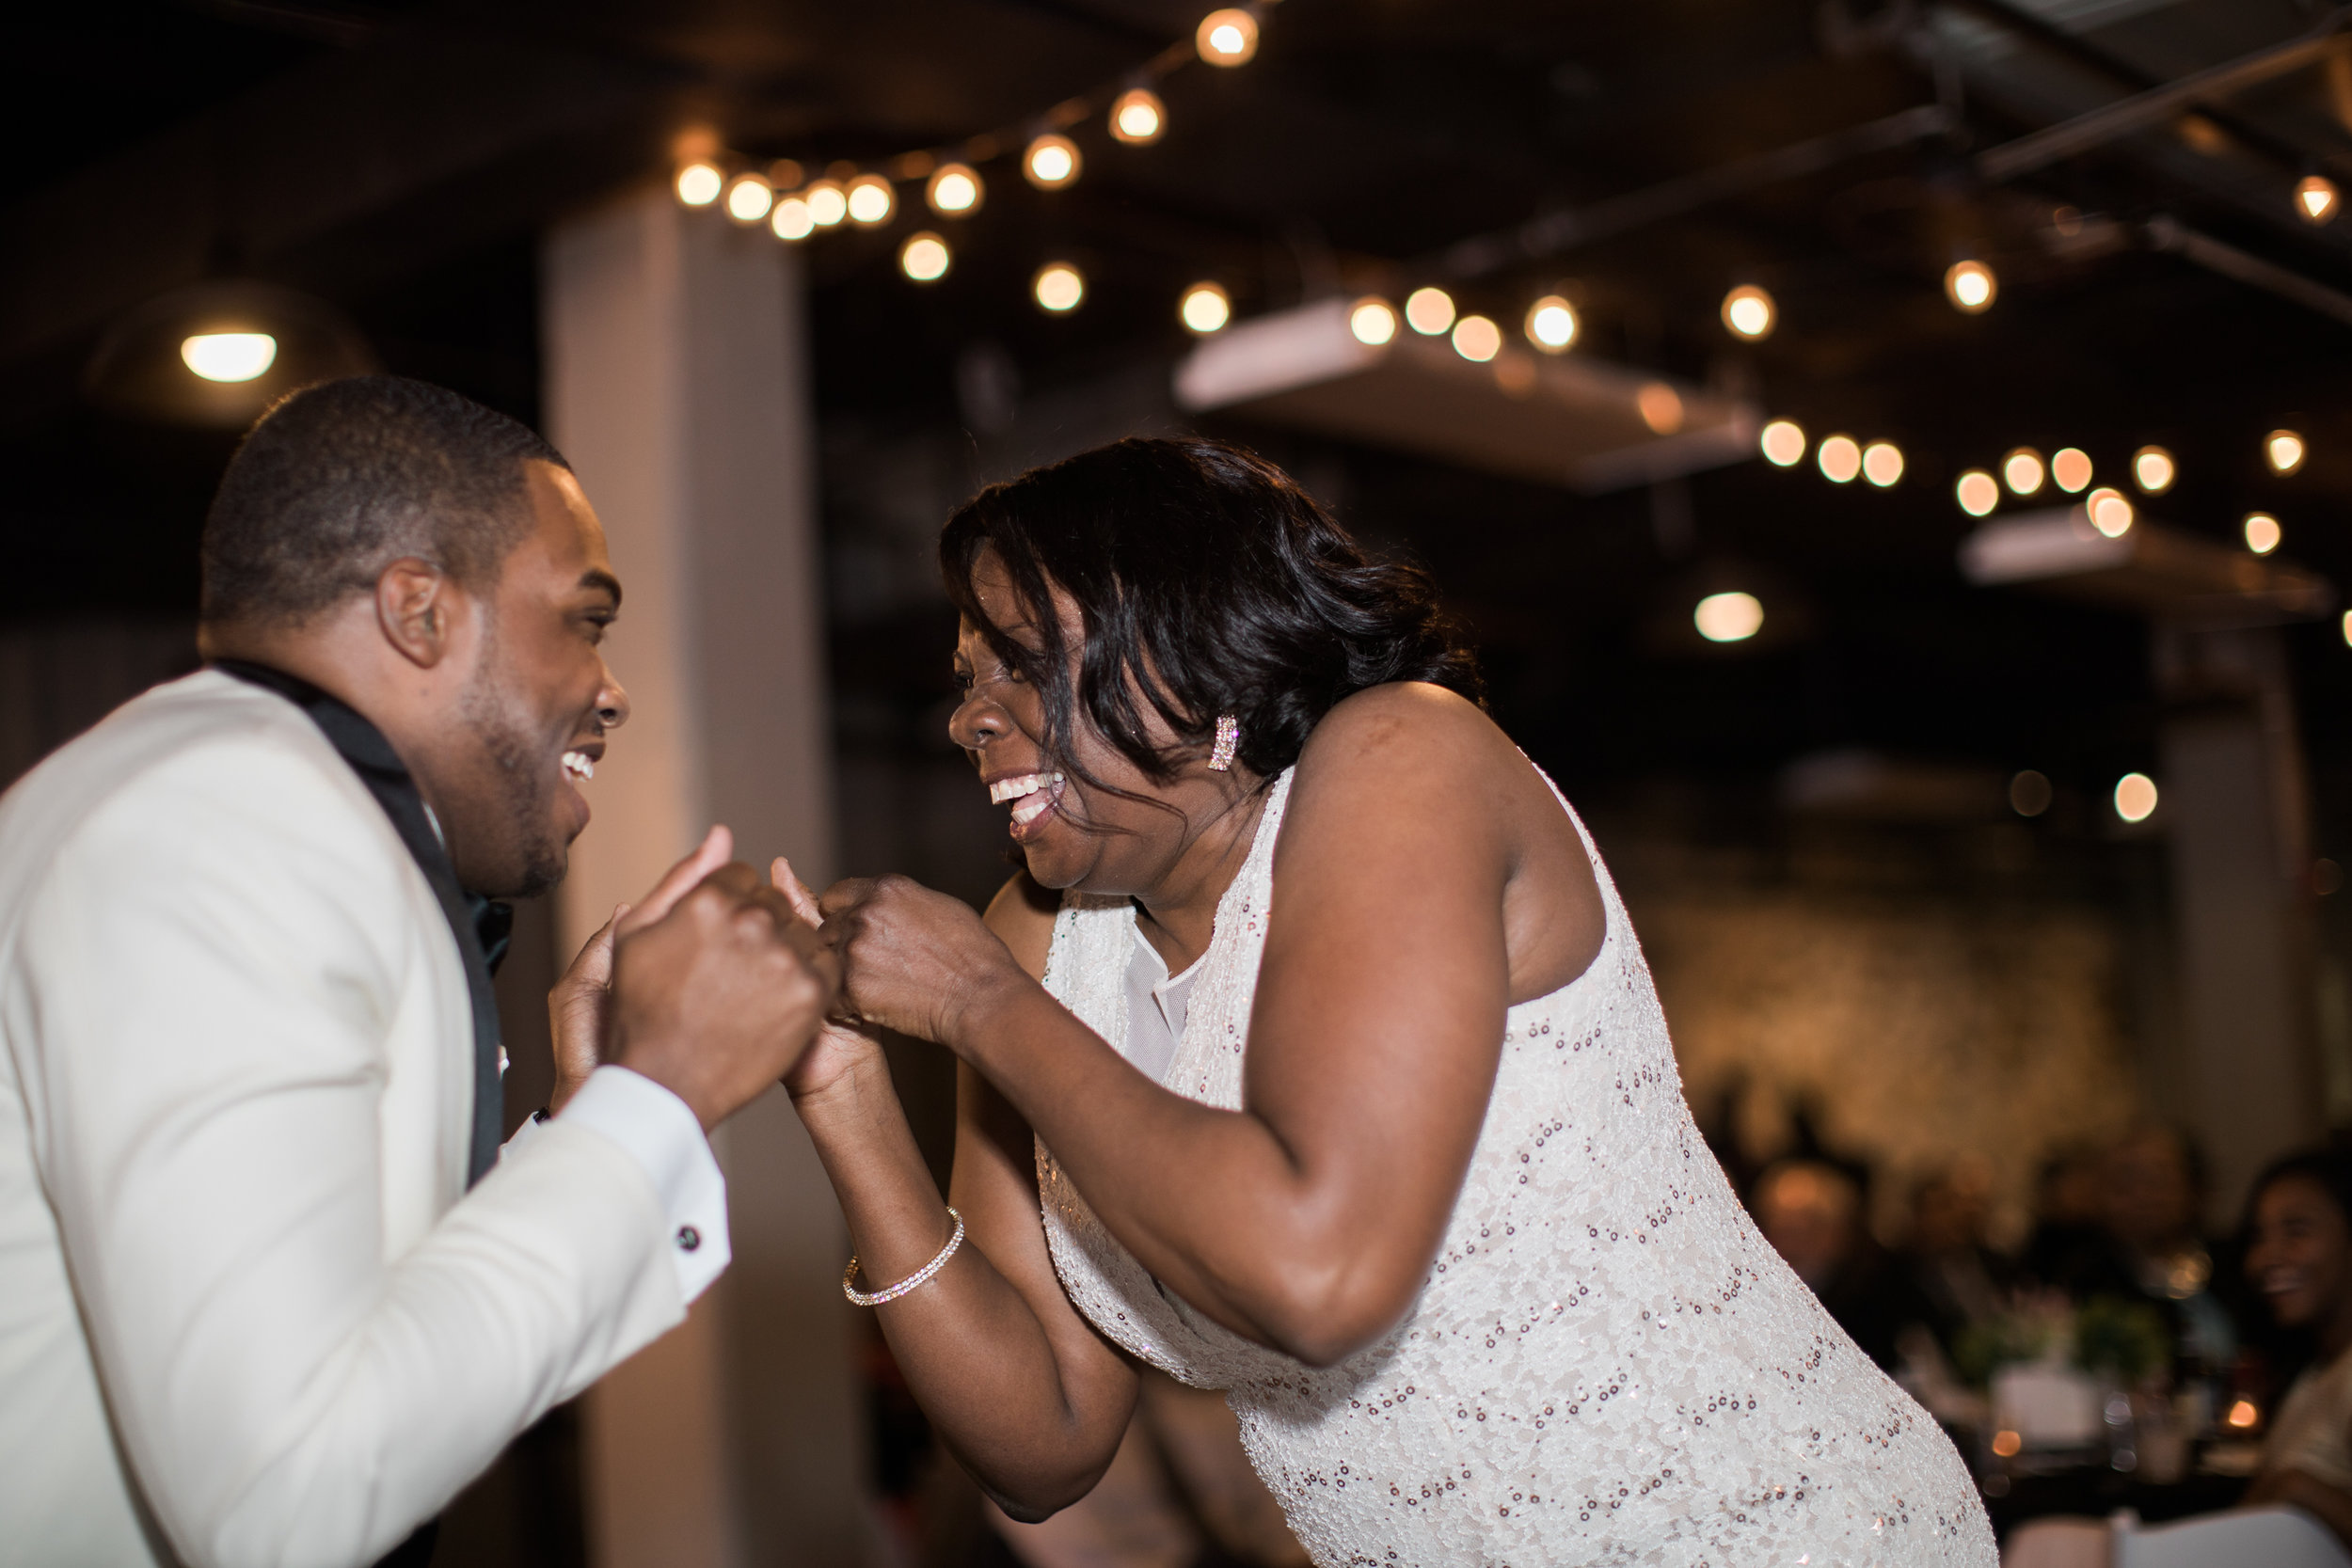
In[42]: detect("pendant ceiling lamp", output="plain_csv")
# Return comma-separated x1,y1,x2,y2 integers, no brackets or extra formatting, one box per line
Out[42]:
83,280,378,427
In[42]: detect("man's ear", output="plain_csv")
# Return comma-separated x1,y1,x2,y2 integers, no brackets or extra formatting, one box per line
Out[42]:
374,557,462,670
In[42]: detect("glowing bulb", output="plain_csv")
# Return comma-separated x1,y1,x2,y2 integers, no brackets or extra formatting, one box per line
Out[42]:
846,174,895,227
899,231,950,282
1110,88,1166,145
1405,287,1455,335
1525,295,1578,353
804,180,848,227
2087,486,2134,537
181,333,277,383
2245,513,2281,554
2227,1398,2261,1430
1945,259,1996,313
2115,772,2158,823
1862,440,1905,487
1024,134,1081,190
1759,420,1806,467
2053,447,2093,493
1818,434,1861,483
1452,314,1502,362
1034,261,1086,312
1180,281,1231,334
771,196,814,241
2003,448,2045,495
2132,444,2175,494
1349,296,1398,345
724,174,773,224
1197,8,1258,65
1991,1431,2023,1459
926,164,983,215
2268,429,2307,474
1638,383,1684,436
2297,175,2341,225
2344,610,2352,648
2010,771,2052,816
1694,591,1764,643
1955,470,1999,516
675,162,723,207
1721,284,1775,340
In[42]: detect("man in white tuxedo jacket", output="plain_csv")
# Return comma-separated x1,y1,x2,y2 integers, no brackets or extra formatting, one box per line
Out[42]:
0,376,837,1567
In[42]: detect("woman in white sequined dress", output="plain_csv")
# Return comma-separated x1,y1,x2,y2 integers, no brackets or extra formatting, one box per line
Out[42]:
788,440,1995,1566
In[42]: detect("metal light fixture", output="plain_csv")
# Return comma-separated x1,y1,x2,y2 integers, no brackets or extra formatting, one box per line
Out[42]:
85,281,377,426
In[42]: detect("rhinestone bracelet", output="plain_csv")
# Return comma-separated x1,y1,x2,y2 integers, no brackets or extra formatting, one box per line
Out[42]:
842,1207,965,1307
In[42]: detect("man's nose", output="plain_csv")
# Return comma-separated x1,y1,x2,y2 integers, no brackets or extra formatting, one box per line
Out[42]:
596,669,630,731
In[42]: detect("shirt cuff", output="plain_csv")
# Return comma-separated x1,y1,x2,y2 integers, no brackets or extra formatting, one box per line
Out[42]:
555,1065,730,1303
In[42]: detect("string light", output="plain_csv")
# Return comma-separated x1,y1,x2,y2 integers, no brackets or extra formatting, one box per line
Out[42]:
1638,383,1684,435
2002,448,2045,495
1862,440,1904,487
2114,772,2158,823
1034,261,1086,312
1451,315,1502,362
2297,174,2341,225
1694,591,1764,643
2245,512,2281,554
1956,470,1999,515
804,179,848,228
1349,296,1398,345
2131,444,2175,494
1197,8,1259,66
847,174,896,227
1525,295,1578,353
926,164,983,215
675,163,724,207
1721,284,1775,340
2086,486,2134,537
182,333,277,383
2267,428,2308,474
1759,419,1806,467
1110,88,1167,145
1024,134,1081,190
724,174,774,224
771,195,815,241
2344,610,2352,649
1945,259,1997,313
1818,434,1861,483
2052,447,2092,492
1405,287,1455,335
1180,281,1231,333
899,231,951,282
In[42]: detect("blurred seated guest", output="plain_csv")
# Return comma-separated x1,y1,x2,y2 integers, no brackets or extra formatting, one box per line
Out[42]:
1905,1160,2015,1361
1754,1159,1929,1371
2020,1142,2106,1288
2056,1124,2241,1386
2243,1148,2352,1550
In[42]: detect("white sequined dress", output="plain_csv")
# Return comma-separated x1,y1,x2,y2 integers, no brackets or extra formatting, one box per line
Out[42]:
1036,768,1996,1567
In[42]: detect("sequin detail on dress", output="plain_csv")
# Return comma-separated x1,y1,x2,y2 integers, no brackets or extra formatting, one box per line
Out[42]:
1036,767,1995,1566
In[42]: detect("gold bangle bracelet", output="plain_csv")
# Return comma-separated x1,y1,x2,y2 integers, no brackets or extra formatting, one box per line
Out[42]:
842,1207,965,1307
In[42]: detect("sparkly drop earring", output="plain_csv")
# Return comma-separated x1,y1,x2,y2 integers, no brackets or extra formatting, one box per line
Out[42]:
1208,714,1240,772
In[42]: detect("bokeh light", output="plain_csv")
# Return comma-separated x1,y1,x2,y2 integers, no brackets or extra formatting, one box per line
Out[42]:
1759,420,1806,467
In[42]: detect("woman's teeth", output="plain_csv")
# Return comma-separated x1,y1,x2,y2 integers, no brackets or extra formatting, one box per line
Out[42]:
562,751,595,782
989,771,1065,828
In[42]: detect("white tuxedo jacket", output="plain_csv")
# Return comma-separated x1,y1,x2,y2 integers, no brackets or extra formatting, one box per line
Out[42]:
0,671,726,1567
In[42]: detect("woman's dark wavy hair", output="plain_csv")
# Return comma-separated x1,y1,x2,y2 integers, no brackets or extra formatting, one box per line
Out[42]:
2244,1147,2352,1236
940,438,1481,800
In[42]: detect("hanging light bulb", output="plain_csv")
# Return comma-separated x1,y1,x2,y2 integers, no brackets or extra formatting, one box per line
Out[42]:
2132,444,2175,494
771,194,815,241
1024,134,1081,189
1721,284,1776,341
1524,294,1578,353
2244,512,2282,554
1955,470,2000,516
1180,281,1231,334
675,162,724,207
1818,434,1862,483
2003,448,2045,495
1451,315,1502,362
1404,287,1455,335
2086,486,2135,537
803,179,848,228
1759,419,1806,467
1862,440,1905,487
926,163,984,215
2052,447,2093,493
1197,8,1259,66
1638,384,1685,436
2268,428,2308,474
1034,261,1086,312
1110,88,1167,145
182,333,278,383
2297,174,2341,225
1945,259,1997,313
2114,773,2158,823
846,174,896,227
899,231,951,283
1694,591,1765,643
724,174,774,225
1348,296,1398,345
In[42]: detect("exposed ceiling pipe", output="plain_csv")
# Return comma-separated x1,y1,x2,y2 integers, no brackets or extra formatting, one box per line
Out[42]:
2144,214,2352,331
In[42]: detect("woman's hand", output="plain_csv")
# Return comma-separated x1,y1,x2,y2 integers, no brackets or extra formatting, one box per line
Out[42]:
818,873,1031,1049
770,858,889,1103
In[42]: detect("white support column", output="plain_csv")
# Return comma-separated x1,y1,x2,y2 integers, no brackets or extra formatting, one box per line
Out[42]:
542,181,866,1568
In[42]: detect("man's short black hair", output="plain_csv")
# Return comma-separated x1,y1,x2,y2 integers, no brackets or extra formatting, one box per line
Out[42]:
200,375,571,626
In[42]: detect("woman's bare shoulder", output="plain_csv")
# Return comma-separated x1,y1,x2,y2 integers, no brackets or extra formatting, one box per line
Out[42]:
1294,681,1519,787
984,871,1061,980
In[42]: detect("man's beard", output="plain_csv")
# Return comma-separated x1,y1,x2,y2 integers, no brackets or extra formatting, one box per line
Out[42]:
457,657,569,899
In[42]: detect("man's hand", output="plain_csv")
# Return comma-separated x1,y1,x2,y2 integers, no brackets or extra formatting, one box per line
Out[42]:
608,847,842,1132
770,857,888,1106
818,873,1028,1051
